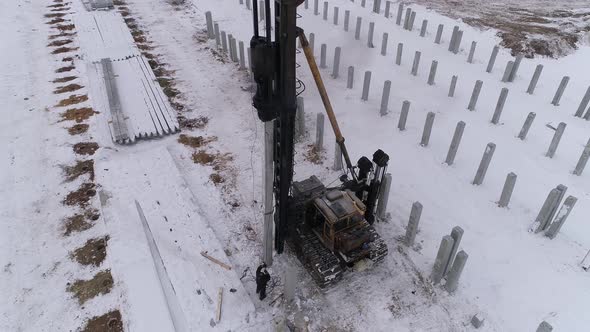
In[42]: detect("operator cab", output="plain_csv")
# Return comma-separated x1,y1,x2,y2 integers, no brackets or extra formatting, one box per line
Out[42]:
301,186,375,264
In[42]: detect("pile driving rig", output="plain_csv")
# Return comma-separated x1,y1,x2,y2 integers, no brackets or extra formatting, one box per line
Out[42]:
250,0,389,287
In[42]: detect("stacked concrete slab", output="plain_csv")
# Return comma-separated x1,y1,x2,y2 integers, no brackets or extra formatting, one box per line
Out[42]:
100,58,130,144
76,9,180,144
91,0,114,10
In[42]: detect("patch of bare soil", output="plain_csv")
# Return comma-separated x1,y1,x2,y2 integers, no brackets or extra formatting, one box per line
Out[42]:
141,51,156,59
171,0,188,8
51,6,70,12
67,270,113,304
63,209,99,236
68,123,89,135
63,182,96,206
153,66,174,78
148,59,160,71
54,83,83,94
44,12,66,18
81,310,123,332
52,46,79,55
47,3,67,8
47,17,68,25
133,34,147,43
156,77,174,89
163,86,180,98
63,159,94,182
464,16,572,58
49,32,76,40
62,56,74,62
113,0,126,5
192,150,214,165
177,115,208,130
55,65,75,73
210,48,228,64
55,24,75,32
198,151,233,172
73,142,99,156
61,107,97,122
55,94,88,107
192,150,233,185
170,101,185,112
130,29,144,38
178,134,216,148
193,30,209,44
411,0,590,58
48,39,72,47
123,17,135,24
209,173,224,184
53,75,77,83
119,10,130,17
305,144,323,164
137,43,154,51
72,236,109,267
149,66,178,96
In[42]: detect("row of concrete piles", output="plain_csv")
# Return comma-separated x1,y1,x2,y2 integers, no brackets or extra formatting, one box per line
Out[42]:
212,5,577,330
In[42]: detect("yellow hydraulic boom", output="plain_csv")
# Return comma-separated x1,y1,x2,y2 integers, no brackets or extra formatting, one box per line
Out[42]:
298,31,357,180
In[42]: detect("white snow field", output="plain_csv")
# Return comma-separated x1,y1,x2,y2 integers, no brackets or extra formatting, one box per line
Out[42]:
1,1,124,331
2,0,590,331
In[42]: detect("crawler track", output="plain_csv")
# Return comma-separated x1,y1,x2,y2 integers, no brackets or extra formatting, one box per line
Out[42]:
367,225,388,264
291,227,344,288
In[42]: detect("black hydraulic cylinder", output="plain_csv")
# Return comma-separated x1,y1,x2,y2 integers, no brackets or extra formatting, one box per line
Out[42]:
364,150,389,224
273,0,300,254
250,37,277,121
265,0,272,42
252,0,259,37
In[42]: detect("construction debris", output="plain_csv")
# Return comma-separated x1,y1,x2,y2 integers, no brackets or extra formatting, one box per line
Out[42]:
269,293,284,306
200,251,231,270
216,288,223,323
471,314,484,328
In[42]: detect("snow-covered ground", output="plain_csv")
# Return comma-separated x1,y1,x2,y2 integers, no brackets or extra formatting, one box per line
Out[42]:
2,0,590,331
1,0,123,330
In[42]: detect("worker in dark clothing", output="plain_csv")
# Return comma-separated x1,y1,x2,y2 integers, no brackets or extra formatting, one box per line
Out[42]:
255,263,271,300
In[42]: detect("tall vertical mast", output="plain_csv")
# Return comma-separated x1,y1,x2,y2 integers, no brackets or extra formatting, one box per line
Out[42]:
273,0,299,253
250,0,301,255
